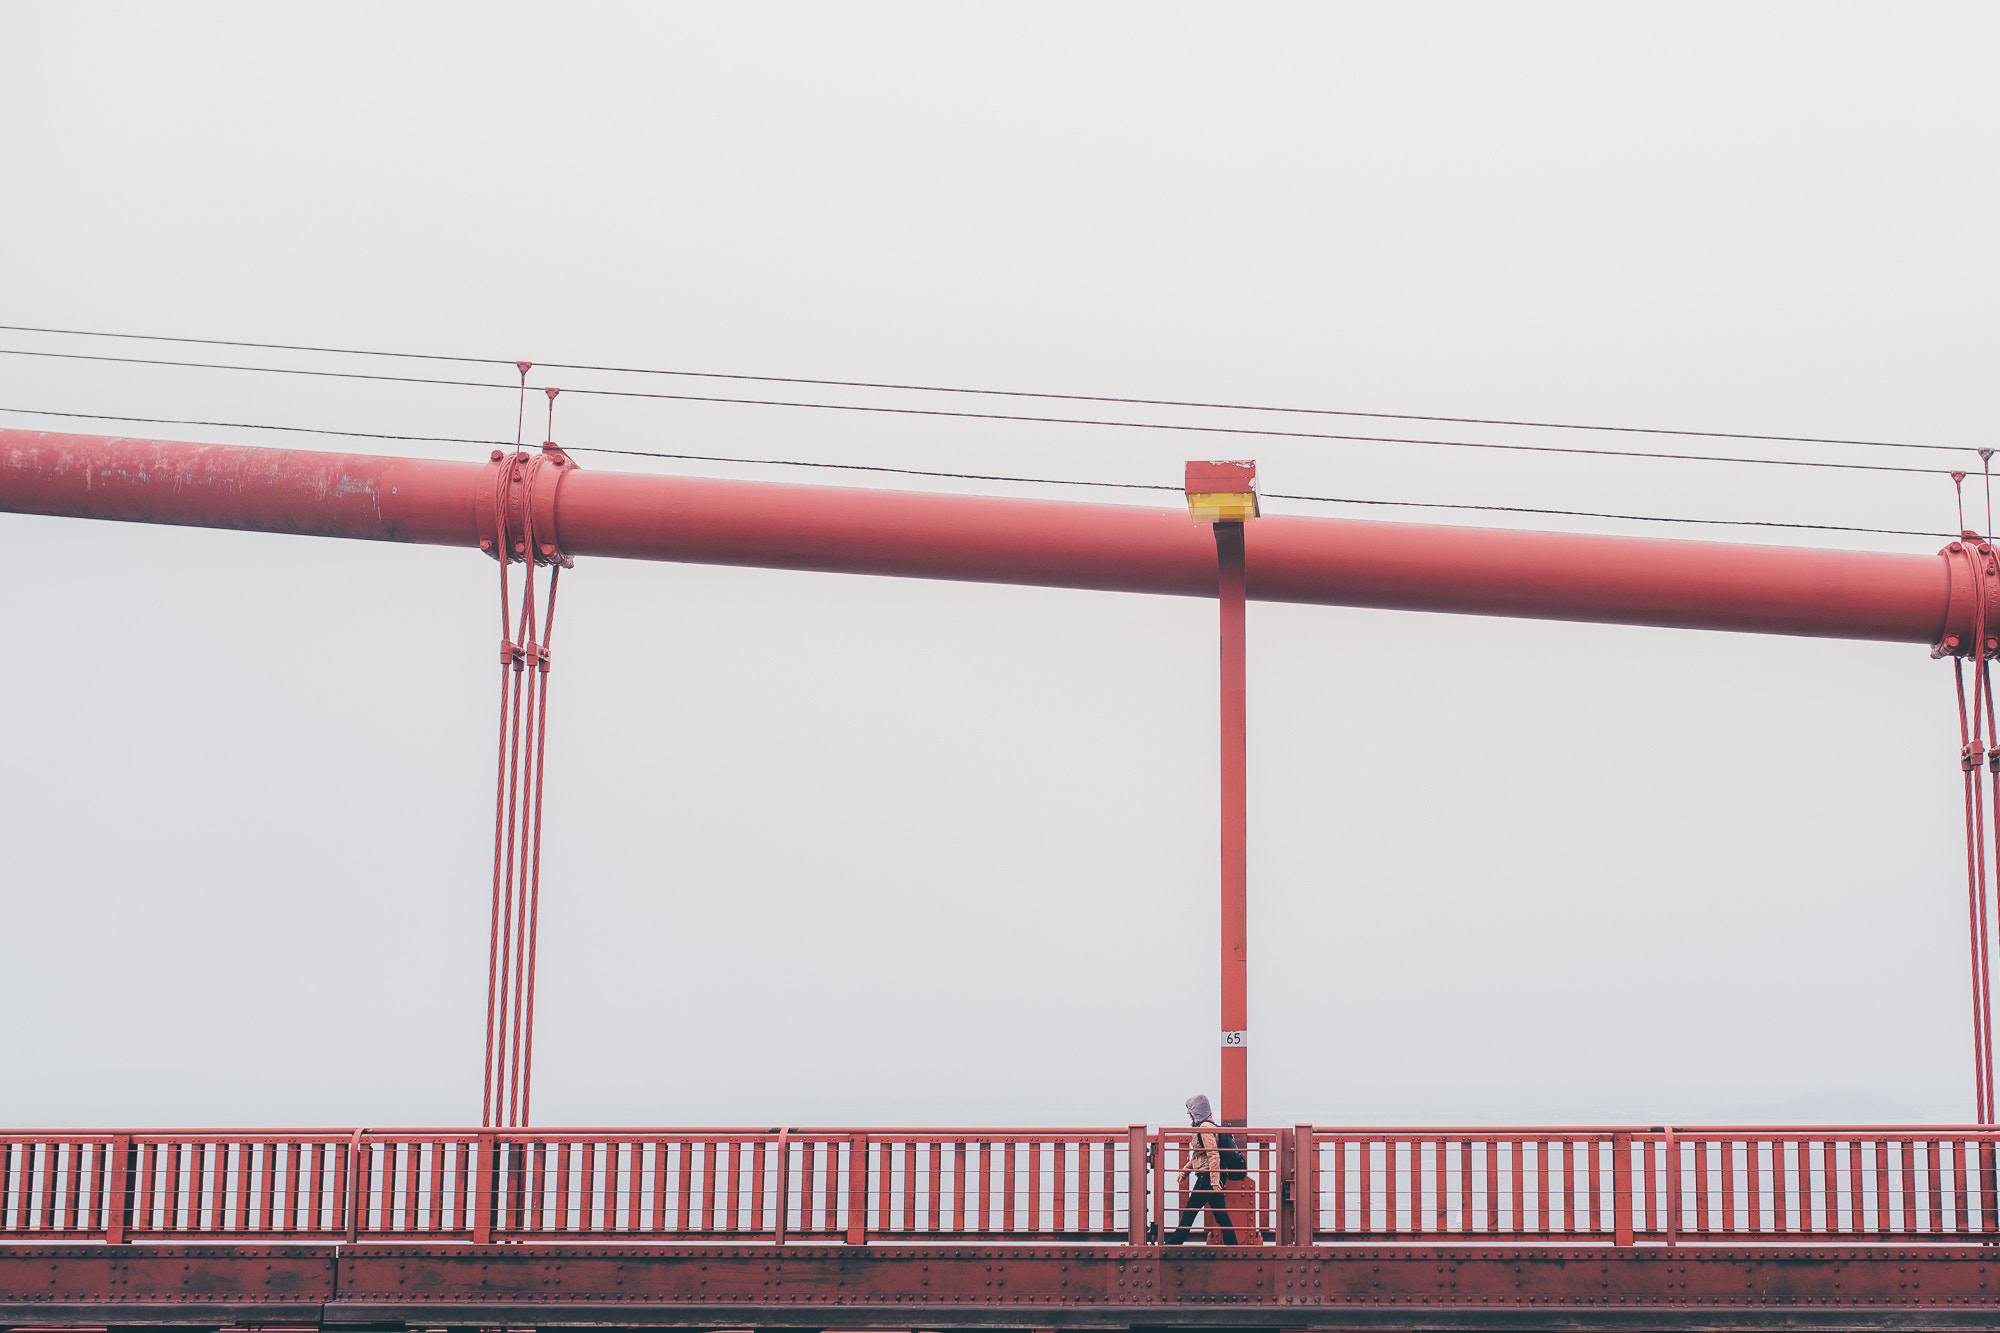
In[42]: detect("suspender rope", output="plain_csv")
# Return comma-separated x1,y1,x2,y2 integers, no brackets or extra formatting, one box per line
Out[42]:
1976,660,1992,1112
515,388,562,1126
480,521,512,1129
1944,493,2000,1126
480,364,530,1129
519,563,559,1126
496,557,529,1123
1958,655,1991,1124
1974,456,1998,1126
479,374,577,1127
505,547,538,1127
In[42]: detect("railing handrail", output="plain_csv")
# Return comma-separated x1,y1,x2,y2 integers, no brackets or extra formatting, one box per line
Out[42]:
8,1124,2000,1249
11,1122,2000,1138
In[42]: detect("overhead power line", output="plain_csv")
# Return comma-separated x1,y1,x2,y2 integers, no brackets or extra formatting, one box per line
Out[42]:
0,346,513,392
1261,491,1950,540
0,406,1945,541
0,322,1972,455
579,442,1955,539
0,406,512,448
0,350,1963,478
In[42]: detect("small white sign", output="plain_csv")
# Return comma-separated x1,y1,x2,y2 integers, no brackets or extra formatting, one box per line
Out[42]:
1220,1030,1247,1047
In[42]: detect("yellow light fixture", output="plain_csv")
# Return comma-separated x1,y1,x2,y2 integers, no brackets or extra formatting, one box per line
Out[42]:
1185,459,1259,523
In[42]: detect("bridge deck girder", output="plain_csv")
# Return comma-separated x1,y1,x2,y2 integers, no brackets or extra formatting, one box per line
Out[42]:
4,1242,1998,1332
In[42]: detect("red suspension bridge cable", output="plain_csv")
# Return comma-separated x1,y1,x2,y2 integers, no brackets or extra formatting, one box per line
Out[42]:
0,406,1960,539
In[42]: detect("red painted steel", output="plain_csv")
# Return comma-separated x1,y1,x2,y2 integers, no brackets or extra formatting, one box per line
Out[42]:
11,1241,2000,1331
0,428,1982,645
1302,1125,2000,1244
1215,524,1250,1128
8,1125,2000,1250
480,450,568,1130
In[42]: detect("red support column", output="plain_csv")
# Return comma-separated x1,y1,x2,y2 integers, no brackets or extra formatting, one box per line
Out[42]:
1217,520,1249,1127
1187,461,1259,1129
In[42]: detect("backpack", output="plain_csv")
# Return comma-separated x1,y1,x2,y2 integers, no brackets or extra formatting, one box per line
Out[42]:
1218,1131,1247,1180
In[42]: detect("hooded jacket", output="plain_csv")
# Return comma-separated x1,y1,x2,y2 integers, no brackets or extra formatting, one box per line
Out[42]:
1183,1095,1221,1177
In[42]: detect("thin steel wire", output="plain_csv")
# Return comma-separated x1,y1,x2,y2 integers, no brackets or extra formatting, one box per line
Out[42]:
1259,492,1950,539
0,321,1971,454
0,350,1976,469
0,405,511,446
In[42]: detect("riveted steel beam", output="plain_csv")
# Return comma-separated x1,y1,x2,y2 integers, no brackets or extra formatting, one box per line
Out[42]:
6,1243,2000,1331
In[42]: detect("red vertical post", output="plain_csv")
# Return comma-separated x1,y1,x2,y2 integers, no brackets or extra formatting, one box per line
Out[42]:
774,1130,790,1247
344,1130,364,1243
1217,519,1249,1126
1127,1125,1148,1245
1665,1129,1680,1247
1295,1125,1317,1244
1188,460,1258,1129
1277,1128,1296,1246
846,1135,869,1245
472,1133,497,1245
106,1135,132,1245
1613,1133,1633,1245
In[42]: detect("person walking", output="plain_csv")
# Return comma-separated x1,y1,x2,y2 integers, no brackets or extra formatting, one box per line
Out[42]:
1165,1094,1240,1245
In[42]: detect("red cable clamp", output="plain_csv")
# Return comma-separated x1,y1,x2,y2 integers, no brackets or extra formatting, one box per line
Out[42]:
530,643,551,674
1965,741,1983,772
502,639,526,670
1987,745,2000,774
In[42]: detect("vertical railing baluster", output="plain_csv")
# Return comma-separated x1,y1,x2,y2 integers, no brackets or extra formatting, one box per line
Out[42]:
1664,1130,1678,1248
1871,1139,1888,1236
1106,1136,1119,1238
1332,1135,1346,1235
1954,1138,1971,1234
725,1139,742,1235
1928,1139,1945,1236
1983,1135,1998,1236
63,1141,85,1235
1537,1138,1551,1236
1297,1127,1317,1243
1692,1139,1709,1236
845,1134,868,1245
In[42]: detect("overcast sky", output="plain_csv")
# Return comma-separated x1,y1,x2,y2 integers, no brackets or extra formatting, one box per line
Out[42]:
4,2,1998,1132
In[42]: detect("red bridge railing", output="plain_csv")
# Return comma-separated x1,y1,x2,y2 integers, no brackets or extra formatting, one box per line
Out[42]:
3,1126,1996,1245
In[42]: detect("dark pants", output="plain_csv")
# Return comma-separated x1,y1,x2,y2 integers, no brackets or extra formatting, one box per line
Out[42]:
1166,1172,1239,1245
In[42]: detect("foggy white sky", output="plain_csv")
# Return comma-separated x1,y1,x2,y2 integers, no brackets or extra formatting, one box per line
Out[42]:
2,3,1997,1131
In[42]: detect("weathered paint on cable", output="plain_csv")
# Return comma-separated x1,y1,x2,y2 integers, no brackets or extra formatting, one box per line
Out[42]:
0,427,1963,644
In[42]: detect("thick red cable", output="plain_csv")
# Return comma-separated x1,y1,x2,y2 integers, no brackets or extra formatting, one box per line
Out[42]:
492,376,535,1126
1972,550,1994,1124
518,563,559,1127
1976,648,1992,1112
495,613,527,1123
1948,472,1989,1124
506,530,540,1128
514,396,563,1128
1975,663,1994,1125
1957,657,1988,1123
480,455,518,1128
483,370,534,1126
479,401,572,1128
